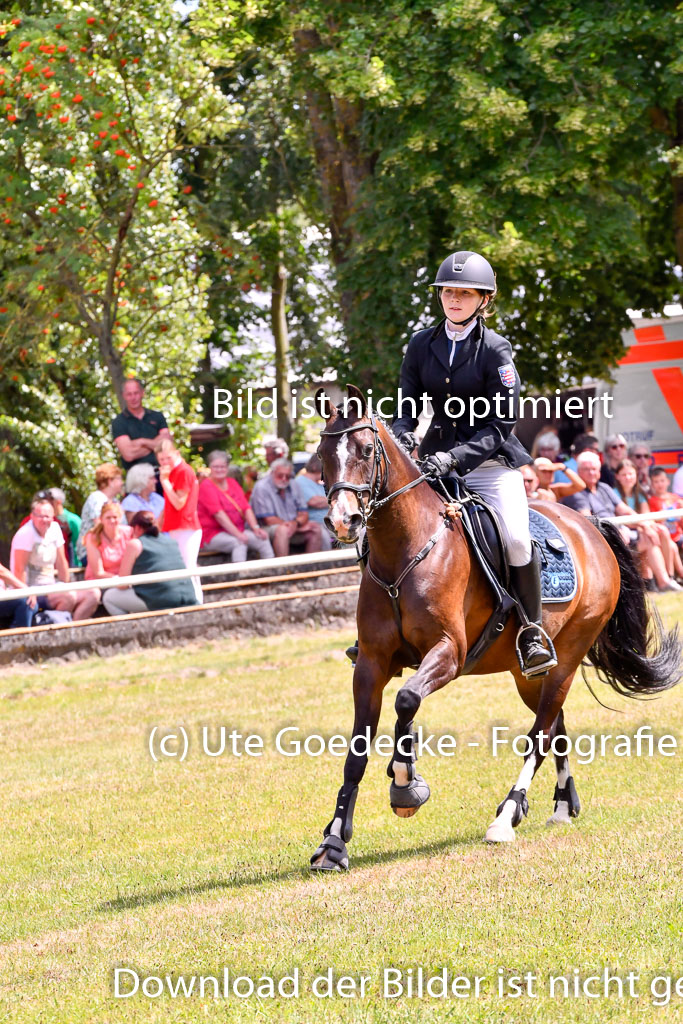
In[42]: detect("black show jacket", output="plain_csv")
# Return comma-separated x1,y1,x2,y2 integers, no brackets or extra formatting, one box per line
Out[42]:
392,318,531,476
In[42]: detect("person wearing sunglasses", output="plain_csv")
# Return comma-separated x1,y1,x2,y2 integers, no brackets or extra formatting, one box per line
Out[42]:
600,433,628,489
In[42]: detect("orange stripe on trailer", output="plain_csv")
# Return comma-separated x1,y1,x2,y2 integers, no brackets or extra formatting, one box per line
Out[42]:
619,341,683,365
634,325,666,343
652,367,683,435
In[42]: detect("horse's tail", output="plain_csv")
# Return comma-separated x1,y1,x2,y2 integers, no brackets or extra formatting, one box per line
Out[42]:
583,517,682,697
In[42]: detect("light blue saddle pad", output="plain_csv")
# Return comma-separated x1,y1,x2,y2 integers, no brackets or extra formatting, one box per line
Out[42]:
529,508,577,603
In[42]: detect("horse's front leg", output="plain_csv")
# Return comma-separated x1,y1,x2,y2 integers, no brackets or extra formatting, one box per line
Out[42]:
310,654,389,872
389,638,459,817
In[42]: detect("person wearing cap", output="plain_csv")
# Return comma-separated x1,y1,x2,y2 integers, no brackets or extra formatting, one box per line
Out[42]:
391,250,556,678
533,458,586,502
600,433,628,488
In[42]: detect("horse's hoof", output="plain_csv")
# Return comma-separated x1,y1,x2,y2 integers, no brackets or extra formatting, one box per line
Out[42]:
390,773,430,817
309,835,349,872
484,821,515,843
546,810,573,826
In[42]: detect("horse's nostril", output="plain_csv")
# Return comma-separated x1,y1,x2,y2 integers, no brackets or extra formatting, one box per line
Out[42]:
324,516,335,534
348,514,363,534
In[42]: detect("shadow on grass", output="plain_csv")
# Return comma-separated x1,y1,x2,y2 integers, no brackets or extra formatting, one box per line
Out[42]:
98,830,484,913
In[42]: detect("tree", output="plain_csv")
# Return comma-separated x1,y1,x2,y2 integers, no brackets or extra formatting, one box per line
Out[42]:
197,0,682,395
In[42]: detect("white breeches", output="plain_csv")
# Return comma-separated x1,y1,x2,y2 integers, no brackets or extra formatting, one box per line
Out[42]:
457,462,532,567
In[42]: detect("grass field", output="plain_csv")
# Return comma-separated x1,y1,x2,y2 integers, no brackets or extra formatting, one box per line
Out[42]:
1,595,682,1023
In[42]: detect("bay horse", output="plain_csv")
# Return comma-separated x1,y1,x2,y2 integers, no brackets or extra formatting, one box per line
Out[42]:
310,385,681,871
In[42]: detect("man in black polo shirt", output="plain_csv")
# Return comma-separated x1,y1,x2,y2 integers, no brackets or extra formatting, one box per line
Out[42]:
111,378,171,473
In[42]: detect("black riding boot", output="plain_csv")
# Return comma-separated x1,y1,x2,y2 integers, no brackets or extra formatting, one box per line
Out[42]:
509,548,558,678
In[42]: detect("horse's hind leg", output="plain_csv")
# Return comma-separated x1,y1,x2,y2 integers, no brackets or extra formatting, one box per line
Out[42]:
485,668,575,843
310,655,387,872
389,639,458,818
546,708,581,825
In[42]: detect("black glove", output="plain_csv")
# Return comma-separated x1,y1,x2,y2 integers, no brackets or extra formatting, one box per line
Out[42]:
397,431,419,453
420,451,455,478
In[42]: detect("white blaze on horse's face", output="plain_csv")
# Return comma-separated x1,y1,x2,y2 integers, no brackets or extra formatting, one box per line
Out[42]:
328,433,360,540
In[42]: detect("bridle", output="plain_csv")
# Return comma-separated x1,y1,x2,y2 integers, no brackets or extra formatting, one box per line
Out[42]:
318,413,427,526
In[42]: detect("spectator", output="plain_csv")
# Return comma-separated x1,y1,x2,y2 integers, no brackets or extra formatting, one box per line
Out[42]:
76,463,125,563
294,455,332,550
530,430,562,461
648,467,683,550
241,466,259,500
520,465,540,501
11,499,100,619
103,511,197,616
600,433,628,488
84,502,133,580
121,463,164,524
47,487,82,567
615,460,683,583
251,458,322,556
628,443,653,496
533,457,586,502
564,433,600,474
111,377,171,474
264,437,290,466
562,453,681,591
156,438,202,603
0,560,36,629
198,450,273,562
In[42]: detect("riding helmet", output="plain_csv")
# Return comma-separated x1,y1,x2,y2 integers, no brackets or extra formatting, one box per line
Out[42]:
430,251,496,292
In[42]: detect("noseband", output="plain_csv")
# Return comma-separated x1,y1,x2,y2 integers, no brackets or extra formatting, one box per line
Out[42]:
319,414,426,525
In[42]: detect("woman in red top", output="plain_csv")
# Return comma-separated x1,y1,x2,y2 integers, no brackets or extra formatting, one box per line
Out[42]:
198,451,273,562
156,438,203,603
84,501,133,580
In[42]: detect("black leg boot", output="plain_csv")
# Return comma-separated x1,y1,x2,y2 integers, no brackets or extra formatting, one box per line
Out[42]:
509,548,558,678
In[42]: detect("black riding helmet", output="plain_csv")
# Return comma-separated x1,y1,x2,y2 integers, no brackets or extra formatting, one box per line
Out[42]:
431,250,496,326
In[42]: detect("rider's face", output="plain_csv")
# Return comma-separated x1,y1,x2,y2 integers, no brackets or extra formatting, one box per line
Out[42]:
441,287,486,326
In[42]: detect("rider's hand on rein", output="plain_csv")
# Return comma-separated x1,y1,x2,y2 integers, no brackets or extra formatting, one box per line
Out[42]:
420,451,455,478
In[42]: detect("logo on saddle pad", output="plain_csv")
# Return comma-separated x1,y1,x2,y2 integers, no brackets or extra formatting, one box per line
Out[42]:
498,364,516,388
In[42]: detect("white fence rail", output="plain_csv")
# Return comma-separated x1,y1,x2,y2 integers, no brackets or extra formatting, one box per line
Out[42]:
0,549,357,603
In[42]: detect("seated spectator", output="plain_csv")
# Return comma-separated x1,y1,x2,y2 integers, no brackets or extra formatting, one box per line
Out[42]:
0,560,36,629
11,498,100,619
103,511,197,616
241,466,259,500
628,443,653,496
563,453,681,592
77,463,124,563
250,458,322,557
600,433,628,488
84,502,133,580
615,459,683,583
648,467,683,551
198,451,273,562
47,487,82,567
530,429,562,461
294,455,332,550
121,463,165,524
264,437,290,466
533,458,586,502
564,432,600,475
156,438,202,603
520,465,541,501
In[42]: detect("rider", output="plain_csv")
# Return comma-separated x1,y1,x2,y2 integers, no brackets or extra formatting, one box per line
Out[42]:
390,250,557,678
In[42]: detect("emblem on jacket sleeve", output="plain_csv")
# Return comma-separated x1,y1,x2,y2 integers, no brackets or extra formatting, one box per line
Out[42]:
498,363,516,388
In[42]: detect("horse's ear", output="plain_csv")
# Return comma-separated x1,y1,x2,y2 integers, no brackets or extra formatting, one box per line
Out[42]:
314,388,335,421
346,384,367,419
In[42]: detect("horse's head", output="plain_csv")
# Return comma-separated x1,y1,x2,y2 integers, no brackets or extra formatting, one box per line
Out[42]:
316,384,383,545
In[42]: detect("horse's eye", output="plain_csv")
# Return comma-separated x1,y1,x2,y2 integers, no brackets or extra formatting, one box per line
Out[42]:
362,443,373,459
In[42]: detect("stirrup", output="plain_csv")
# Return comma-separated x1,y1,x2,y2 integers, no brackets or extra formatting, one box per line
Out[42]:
515,624,557,678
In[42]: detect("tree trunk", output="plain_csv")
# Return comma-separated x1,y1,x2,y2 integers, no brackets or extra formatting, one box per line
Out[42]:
673,98,683,268
271,262,292,444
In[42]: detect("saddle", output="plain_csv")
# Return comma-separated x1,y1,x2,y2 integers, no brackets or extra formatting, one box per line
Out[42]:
437,476,577,672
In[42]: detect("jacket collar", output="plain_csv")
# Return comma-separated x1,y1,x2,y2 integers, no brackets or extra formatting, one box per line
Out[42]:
429,317,483,373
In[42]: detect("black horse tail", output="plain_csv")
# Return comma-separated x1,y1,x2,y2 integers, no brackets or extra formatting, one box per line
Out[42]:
583,517,682,697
